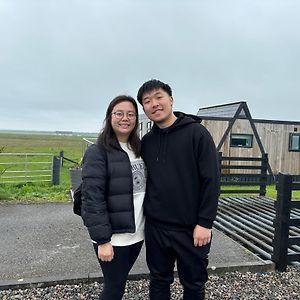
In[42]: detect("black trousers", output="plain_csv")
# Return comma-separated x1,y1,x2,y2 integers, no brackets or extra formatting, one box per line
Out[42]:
145,222,210,300
93,241,143,300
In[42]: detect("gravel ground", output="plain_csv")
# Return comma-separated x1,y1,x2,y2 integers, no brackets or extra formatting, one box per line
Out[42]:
1,266,300,299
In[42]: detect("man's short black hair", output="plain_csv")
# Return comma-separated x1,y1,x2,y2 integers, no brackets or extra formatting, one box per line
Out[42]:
137,79,172,105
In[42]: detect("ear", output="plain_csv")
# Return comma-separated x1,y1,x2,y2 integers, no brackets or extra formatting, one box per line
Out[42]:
170,96,174,106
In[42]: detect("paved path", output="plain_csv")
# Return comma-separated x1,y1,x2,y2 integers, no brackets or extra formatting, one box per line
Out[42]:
0,203,274,288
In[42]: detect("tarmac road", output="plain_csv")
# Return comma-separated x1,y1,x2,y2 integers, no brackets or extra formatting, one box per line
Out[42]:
0,203,273,288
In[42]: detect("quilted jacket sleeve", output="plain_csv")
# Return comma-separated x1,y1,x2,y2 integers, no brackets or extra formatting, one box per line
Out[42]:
81,144,112,245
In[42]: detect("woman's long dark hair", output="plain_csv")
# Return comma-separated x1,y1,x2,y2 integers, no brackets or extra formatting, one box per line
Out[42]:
97,95,141,157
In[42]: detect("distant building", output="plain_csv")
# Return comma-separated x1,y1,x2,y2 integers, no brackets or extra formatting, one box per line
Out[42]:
55,131,73,136
139,114,153,138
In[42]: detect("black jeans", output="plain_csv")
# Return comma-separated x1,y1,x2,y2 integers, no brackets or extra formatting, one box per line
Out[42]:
93,241,143,300
145,222,210,300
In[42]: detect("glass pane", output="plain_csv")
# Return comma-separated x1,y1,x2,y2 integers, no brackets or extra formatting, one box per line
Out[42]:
231,134,252,147
147,122,152,132
291,135,300,150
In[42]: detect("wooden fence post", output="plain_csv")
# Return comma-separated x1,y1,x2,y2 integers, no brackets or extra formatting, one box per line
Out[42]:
260,153,268,196
218,152,222,172
272,173,293,271
52,156,61,185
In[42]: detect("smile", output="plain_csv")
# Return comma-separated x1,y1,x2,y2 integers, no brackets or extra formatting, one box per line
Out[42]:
119,124,130,128
153,109,163,114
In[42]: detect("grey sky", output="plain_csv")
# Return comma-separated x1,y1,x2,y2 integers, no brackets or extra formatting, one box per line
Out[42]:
0,0,299,132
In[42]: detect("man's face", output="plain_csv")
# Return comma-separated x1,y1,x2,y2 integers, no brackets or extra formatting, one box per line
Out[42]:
141,88,173,127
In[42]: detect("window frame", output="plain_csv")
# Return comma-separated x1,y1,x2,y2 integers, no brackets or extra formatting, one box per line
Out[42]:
139,122,143,139
230,133,253,148
146,121,152,133
289,133,300,152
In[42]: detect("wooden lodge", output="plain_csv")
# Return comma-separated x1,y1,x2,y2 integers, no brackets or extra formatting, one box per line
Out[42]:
197,102,300,177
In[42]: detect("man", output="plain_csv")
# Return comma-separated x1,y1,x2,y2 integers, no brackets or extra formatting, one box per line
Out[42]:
137,79,220,300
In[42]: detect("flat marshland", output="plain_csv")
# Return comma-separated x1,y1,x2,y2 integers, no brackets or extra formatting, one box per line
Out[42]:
0,132,96,203
0,132,299,203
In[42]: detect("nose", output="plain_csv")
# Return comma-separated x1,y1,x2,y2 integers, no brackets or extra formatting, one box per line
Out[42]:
152,99,159,107
121,113,129,121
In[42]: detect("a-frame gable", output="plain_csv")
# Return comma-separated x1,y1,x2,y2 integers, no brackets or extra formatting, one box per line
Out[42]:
198,101,273,175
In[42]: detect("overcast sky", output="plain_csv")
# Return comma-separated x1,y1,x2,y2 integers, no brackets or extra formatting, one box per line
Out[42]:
0,0,299,133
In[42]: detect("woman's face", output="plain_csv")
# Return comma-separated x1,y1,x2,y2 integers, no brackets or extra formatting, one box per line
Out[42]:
111,101,137,142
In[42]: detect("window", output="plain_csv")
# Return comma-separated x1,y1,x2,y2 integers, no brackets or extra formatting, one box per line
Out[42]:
230,134,253,148
139,122,143,139
289,133,300,151
147,121,152,133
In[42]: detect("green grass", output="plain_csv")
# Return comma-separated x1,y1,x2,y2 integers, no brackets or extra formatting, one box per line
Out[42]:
0,182,70,203
1,132,299,203
220,185,300,199
0,132,96,203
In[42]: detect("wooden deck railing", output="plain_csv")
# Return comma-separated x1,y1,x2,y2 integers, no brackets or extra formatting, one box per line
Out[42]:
272,173,300,271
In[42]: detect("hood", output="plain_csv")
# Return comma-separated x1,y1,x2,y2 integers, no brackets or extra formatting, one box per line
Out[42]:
150,111,202,163
151,111,202,133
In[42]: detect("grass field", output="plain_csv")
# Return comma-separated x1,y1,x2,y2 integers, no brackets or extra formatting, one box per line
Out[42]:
0,132,299,203
221,185,300,200
0,132,96,203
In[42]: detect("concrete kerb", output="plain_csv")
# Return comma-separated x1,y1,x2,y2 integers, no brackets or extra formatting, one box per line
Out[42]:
207,260,275,275
0,260,275,291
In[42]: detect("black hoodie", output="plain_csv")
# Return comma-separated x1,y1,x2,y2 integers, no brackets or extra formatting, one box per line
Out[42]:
141,112,220,230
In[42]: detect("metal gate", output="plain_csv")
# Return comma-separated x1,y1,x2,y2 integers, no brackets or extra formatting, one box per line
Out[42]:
0,153,54,184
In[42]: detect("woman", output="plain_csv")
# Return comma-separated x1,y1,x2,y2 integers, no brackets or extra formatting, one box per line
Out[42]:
81,95,146,300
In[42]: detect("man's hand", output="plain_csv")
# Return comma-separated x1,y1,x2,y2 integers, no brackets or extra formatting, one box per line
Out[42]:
98,242,114,262
193,225,212,247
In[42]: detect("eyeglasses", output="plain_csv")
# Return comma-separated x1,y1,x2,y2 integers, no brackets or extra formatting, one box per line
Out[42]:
112,111,137,120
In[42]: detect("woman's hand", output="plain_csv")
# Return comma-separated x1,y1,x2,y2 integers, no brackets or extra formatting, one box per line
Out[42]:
98,242,114,262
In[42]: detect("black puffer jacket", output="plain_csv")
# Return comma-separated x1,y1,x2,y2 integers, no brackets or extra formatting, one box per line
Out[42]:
81,143,135,245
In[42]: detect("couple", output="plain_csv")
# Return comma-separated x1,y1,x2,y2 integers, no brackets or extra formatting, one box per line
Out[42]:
81,79,220,300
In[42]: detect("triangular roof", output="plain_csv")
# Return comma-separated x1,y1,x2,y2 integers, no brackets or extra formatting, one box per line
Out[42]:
197,101,247,119
197,101,273,175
